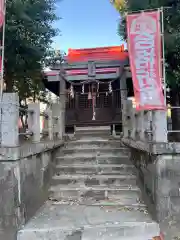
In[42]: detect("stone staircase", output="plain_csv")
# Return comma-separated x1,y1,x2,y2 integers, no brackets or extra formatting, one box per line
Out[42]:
17,127,160,240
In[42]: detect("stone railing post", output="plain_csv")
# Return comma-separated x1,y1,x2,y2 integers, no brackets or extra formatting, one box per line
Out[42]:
123,100,129,138
28,103,40,142
134,110,139,140
52,103,62,139
1,93,19,147
144,111,152,142
125,100,130,138
128,100,136,139
152,110,167,142
46,108,53,141
59,101,65,138
136,111,144,141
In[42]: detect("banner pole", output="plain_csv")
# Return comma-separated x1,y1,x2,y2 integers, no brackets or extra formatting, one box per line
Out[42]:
160,6,167,107
0,0,6,102
0,0,6,145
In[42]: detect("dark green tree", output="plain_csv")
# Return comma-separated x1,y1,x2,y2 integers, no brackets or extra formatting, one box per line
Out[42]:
4,0,60,101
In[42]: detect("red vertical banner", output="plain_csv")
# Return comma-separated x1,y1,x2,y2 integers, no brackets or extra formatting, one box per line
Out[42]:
0,0,5,29
126,11,165,111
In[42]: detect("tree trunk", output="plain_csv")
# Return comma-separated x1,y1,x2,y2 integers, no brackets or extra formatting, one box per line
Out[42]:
170,87,180,141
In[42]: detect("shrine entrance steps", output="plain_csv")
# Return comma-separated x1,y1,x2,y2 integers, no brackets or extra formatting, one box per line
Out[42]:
17,127,160,240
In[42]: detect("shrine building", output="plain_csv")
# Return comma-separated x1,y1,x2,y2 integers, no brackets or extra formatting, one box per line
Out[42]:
43,45,132,132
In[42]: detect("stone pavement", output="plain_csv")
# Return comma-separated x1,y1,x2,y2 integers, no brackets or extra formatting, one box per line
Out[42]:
160,214,180,240
17,127,161,239
18,202,159,240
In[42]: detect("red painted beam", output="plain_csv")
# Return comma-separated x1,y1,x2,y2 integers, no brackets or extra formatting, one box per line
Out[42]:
66,67,118,76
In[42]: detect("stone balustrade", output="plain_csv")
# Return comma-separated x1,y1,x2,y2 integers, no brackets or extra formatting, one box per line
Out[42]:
121,98,180,225
123,99,168,143
0,93,65,147
0,92,65,240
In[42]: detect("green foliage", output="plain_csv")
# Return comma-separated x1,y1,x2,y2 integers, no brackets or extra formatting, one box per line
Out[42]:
118,0,180,87
44,49,66,67
4,0,60,101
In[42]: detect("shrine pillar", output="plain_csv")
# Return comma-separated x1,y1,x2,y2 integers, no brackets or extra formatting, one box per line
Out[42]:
120,70,128,137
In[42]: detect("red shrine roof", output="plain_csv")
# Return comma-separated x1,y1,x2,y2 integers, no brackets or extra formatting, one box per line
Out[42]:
66,45,128,63
43,45,129,82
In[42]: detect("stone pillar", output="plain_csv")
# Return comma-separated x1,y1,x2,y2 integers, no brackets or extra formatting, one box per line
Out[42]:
46,108,53,141
152,110,168,142
28,103,40,142
129,100,136,139
59,101,65,138
120,71,128,137
125,100,130,137
52,103,61,139
59,78,66,136
1,93,19,147
43,110,49,138
137,111,144,141
144,111,152,142
112,124,116,136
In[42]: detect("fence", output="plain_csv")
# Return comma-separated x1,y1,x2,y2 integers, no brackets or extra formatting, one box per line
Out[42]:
0,93,65,147
123,99,168,143
123,98,180,143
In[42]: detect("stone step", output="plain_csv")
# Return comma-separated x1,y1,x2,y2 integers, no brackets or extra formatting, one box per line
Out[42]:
62,147,129,155
50,191,142,205
51,174,137,186
49,184,142,203
56,155,130,165
75,127,111,137
49,184,141,192
74,135,111,141
76,126,111,132
55,163,135,175
62,151,128,157
17,203,160,240
50,198,146,209
75,130,110,136
66,139,126,148
81,224,159,240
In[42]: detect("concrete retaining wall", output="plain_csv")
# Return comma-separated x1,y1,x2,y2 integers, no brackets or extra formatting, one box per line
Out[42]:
130,148,180,222
0,141,63,240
